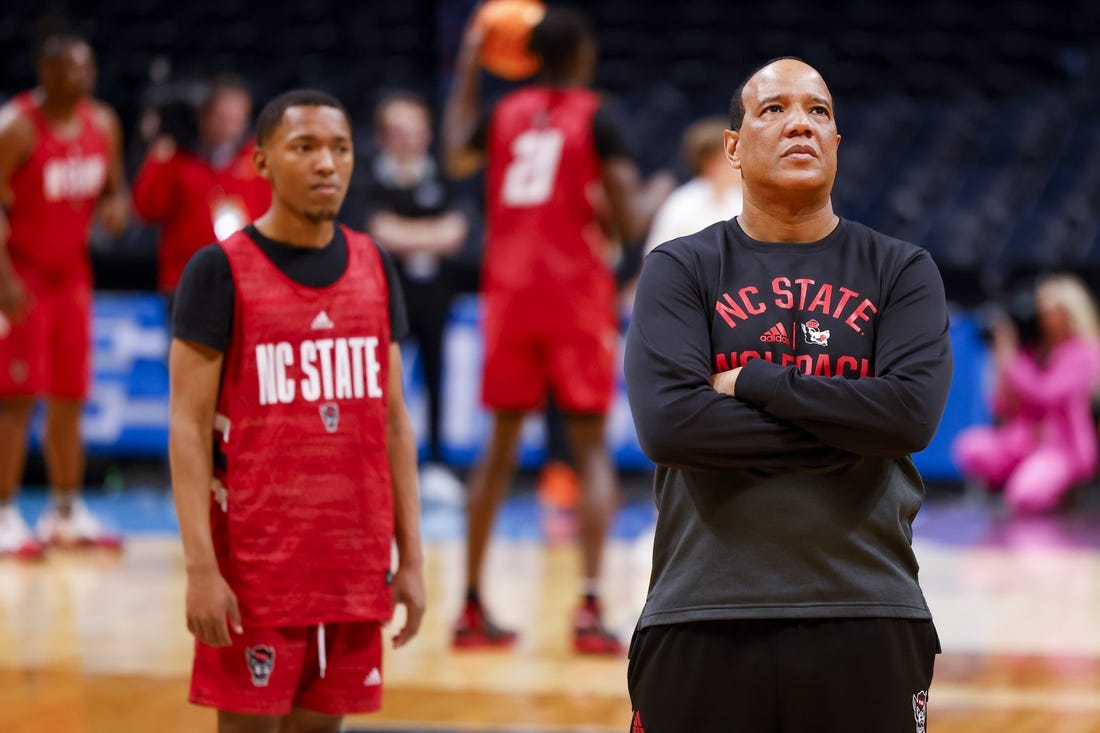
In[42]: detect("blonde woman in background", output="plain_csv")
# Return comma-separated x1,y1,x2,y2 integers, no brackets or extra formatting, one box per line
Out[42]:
953,273,1100,513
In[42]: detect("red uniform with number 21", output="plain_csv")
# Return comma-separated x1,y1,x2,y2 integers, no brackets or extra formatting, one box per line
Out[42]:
481,86,617,414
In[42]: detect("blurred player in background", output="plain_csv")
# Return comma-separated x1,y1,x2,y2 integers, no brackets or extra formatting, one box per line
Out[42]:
443,3,673,654
0,34,128,558
133,75,270,302
170,89,425,731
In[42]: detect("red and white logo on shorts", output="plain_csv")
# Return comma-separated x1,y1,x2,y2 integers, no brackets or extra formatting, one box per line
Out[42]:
912,689,928,733
245,645,275,687
8,359,28,384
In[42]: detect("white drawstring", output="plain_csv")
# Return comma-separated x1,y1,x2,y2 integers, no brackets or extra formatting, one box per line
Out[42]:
317,623,327,679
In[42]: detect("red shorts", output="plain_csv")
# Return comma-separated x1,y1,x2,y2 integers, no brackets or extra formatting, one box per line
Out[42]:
189,621,384,716
480,310,618,414
0,276,91,399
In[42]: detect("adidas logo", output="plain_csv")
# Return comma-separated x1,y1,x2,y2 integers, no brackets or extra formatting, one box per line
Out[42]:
631,710,645,733
310,310,335,330
363,667,382,687
759,321,790,344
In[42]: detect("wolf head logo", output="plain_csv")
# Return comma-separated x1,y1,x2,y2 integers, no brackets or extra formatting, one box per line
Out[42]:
912,690,928,733
245,645,275,687
801,318,831,347
319,402,340,433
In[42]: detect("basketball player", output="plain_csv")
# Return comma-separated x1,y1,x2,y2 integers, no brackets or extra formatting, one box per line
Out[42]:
0,34,128,558
169,90,425,732
443,5,674,653
624,58,951,731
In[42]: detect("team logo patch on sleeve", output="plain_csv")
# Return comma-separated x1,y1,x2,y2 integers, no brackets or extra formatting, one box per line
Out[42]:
912,690,928,733
319,402,340,432
245,645,275,687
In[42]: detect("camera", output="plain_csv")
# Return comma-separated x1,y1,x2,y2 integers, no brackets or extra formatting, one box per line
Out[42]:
142,80,207,153
976,284,1040,347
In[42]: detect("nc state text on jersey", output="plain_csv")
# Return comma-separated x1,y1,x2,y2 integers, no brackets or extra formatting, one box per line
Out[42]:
255,337,383,406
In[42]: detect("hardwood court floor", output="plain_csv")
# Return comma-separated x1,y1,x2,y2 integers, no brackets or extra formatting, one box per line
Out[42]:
2,488,1100,732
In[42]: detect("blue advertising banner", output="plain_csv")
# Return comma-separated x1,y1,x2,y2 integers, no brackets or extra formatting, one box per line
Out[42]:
76,294,171,457
49,293,986,479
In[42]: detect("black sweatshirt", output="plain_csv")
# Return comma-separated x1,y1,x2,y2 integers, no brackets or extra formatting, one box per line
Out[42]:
624,216,952,627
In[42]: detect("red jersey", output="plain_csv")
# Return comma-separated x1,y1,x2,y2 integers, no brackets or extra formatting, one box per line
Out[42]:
213,227,394,627
133,141,271,292
484,86,615,328
6,91,110,284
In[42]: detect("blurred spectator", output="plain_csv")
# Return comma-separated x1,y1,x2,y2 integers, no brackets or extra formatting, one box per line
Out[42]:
363,90,468,504
0,34,128,557
643,116,742,254
621,115,743,312
132,75,270,299
953,274,1100,513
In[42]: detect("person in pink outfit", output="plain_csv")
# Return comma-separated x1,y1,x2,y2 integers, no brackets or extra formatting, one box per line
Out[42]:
953,274,1100,513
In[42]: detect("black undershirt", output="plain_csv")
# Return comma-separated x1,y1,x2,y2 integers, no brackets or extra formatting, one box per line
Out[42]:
172,224,408,352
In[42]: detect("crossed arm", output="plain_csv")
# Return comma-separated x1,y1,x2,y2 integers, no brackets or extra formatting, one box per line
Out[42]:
625,250,953,470
625,251,862,471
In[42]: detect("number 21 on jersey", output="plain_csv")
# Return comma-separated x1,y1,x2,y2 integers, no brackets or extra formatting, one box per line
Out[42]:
500,128,564,207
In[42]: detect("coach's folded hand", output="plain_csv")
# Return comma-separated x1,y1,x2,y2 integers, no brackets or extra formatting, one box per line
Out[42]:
185,566,243,648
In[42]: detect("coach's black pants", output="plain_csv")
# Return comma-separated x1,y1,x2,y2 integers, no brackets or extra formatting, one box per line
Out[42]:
627,618,939,732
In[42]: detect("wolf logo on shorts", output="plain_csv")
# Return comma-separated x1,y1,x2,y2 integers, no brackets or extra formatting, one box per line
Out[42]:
912,689,928,733
245,645,275,687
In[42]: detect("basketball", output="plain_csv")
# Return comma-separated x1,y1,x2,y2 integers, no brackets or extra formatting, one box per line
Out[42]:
473,0,546,80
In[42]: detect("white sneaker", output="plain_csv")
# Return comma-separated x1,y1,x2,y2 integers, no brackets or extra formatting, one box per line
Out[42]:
36,498,122,550
0,504,45,559
418,463,465,507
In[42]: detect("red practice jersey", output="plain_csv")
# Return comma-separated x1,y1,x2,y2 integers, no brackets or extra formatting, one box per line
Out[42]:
483,86,615,330
213,226,395,627
6,91,110,283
